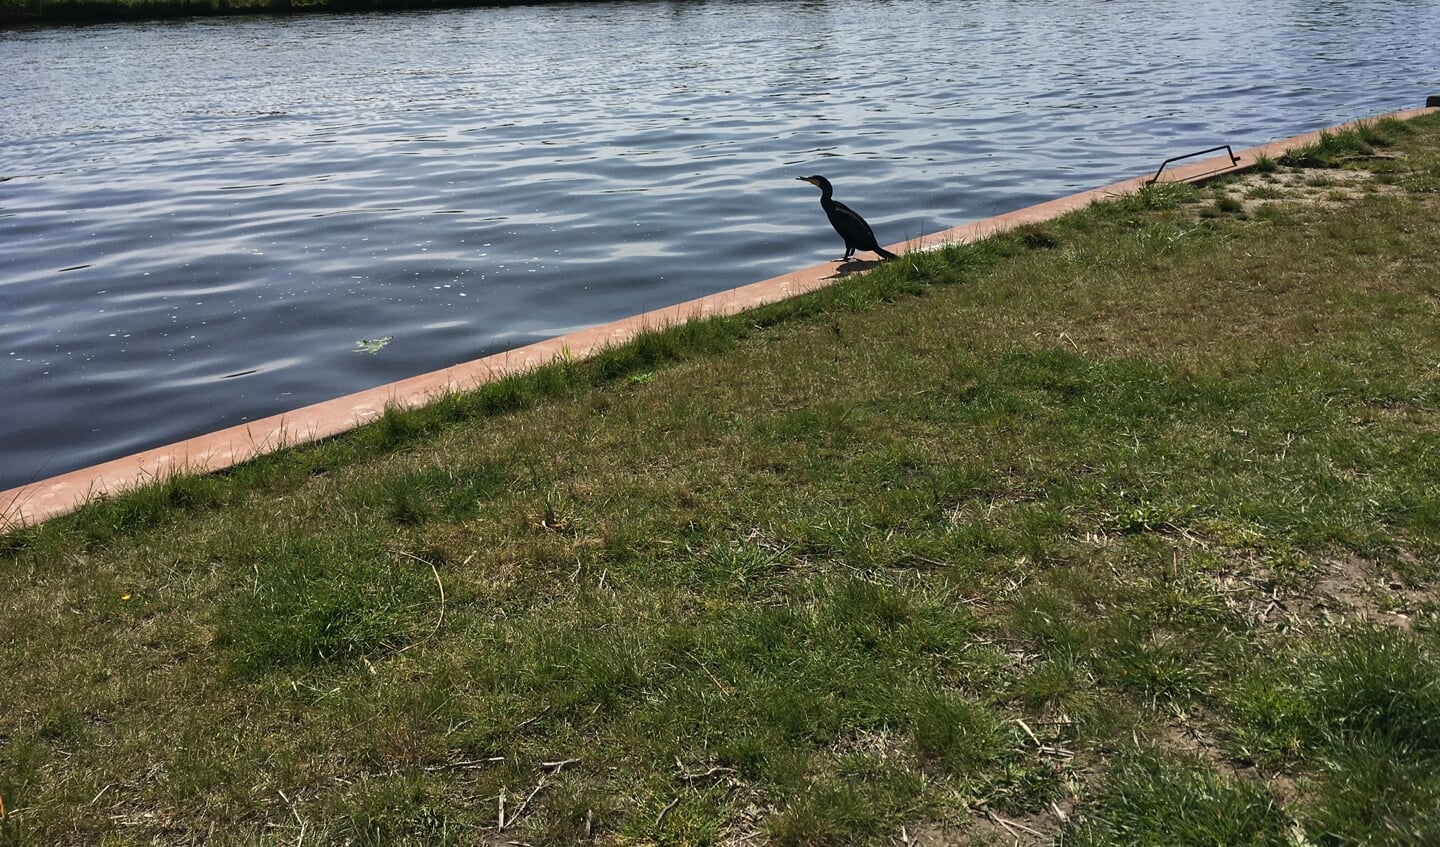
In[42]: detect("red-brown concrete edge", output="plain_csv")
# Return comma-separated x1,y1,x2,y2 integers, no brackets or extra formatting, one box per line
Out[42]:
4,106,1435,529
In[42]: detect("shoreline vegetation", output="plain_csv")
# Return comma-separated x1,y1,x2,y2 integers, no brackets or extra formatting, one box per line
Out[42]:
2,0,530,26
4,113,1439,843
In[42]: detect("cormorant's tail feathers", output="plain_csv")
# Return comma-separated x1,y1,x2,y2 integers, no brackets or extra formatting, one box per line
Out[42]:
875,246,898,260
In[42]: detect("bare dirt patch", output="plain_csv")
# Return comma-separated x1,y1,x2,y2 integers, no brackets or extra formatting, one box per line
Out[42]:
1208,157,1408,214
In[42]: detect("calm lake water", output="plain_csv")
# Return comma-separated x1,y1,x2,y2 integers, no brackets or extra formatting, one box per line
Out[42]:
2,0,1437,489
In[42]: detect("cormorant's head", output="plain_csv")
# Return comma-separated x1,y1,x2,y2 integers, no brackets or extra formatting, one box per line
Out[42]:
797,175,832,192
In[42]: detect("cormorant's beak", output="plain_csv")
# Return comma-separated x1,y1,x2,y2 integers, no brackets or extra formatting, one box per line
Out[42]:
797,176,816,185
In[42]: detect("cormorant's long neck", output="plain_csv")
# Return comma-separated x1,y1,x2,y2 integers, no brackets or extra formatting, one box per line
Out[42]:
818,183,834,203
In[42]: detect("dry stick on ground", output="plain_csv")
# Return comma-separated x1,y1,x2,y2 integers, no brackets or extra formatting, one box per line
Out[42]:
1014,718,1041,747
684,649,733,695
422,756,506,772
985,808,1047,840
497,778,548,833
88,784,114,807
392,549,445,653
655,797,682,829
675,757,738,783
517,705,551,730
539,758,581,773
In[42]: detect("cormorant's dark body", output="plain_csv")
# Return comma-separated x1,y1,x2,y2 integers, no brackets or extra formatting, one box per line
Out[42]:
798,175,897,260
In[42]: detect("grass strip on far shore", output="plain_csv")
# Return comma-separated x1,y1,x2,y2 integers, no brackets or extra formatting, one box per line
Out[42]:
0,0,520,25
2,111,1439,845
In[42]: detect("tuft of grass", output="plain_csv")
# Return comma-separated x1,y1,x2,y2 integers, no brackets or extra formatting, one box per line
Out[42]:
1213,194,1245,214
1229,626,1440,843
1278,118,1413,169
911,689,1014,773
1251,152,1280,173
1246,183,1286,199
1072,750,1290,846
215,535,438,676
766,780,892,846
1016,222,1061,249
1229,626,1440,764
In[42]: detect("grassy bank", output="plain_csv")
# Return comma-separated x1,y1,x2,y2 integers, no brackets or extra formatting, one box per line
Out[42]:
3,112,1439,845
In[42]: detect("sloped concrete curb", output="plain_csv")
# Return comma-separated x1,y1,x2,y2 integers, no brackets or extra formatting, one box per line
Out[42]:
4,106,1434,528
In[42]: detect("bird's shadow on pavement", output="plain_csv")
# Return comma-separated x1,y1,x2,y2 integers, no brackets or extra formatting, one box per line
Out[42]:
824,258,885,279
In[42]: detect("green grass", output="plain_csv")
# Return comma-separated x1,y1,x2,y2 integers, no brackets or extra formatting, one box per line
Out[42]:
3,110,1439,844
1073,750,1291,846
1279,117,1417,168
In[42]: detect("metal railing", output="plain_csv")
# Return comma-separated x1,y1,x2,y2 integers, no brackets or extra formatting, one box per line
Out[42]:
1146,145,1242,185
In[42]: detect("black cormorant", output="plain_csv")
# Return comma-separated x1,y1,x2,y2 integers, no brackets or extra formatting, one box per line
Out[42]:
797,175,897,261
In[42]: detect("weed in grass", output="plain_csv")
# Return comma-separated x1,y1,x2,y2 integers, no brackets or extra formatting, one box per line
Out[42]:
350,461,509,525
690,539,792,592
1104,500,1192,535
1132,181,1199,211
1010,566,1247,707
0,522,37,557
1402,163,1440,192
470,370,543,415
366,403,428,452
1010,654,1097,719
1099,622,1219,703
1016,222,1061,250
64,470,227,544
1233,627,1440,842
506,614,652,717
1010,578,1103,663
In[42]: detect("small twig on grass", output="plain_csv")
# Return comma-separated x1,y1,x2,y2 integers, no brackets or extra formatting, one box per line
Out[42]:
986,810,1020,842
539,758,580,773
392,550,445,653
655,796,681,829
674,757,738,783
498,778,547,832
422,756,506,772
517,705,551,730
684,650,732,696
277,789,307,847
984,808,1046,839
